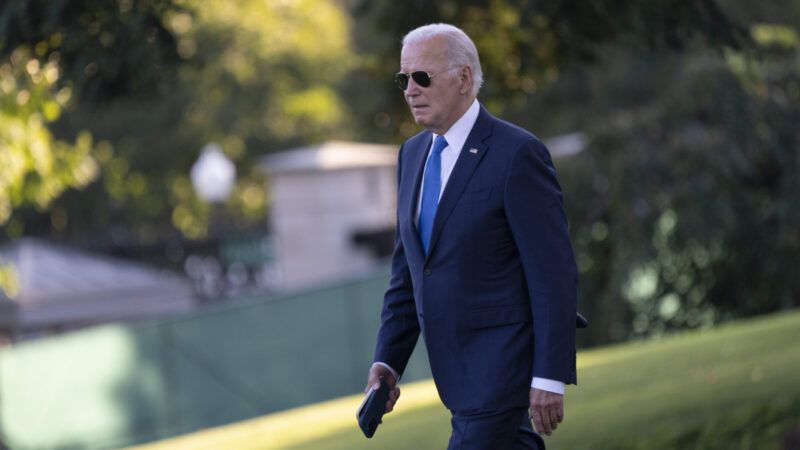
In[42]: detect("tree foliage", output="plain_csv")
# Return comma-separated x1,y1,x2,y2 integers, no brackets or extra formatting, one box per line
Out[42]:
0,47,100,297
560,27,800,342
0,0,182,102
0,48,98,229
1,0,354,241
350,0,751,140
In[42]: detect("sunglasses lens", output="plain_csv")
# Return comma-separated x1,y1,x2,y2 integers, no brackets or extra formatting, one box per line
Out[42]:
395,73,409,90
411,71,432,87
395,71,434,90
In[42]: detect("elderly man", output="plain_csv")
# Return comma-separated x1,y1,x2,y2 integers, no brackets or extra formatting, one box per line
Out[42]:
366,23,580,449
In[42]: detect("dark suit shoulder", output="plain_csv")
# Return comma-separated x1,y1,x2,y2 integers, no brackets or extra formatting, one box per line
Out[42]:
490,114,540,145
483,113,553,165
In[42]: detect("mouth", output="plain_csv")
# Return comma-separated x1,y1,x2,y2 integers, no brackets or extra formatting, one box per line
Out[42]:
411,104,429,112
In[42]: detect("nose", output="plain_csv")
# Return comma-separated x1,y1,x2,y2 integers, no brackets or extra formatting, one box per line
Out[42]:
405,77,421,96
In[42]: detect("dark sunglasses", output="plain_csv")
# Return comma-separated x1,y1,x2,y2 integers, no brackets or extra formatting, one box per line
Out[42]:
395,71,439,90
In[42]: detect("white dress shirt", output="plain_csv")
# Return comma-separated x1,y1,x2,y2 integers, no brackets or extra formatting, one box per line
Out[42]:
414,98,481,221
377,99,565,396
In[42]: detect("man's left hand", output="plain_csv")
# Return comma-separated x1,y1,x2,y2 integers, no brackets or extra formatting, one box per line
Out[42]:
529,388,564,436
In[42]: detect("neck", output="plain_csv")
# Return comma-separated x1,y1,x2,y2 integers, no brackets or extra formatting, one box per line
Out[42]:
431,95,476,135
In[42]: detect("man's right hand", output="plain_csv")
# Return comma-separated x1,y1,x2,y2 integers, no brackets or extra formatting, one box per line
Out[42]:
365,364,401,413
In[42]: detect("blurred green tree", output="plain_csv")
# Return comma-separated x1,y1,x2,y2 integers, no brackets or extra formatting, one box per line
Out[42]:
0,48,98,228
349,0,750,141
0,0,183,101
0,47,101,296
1,0,354,242
0,0,183,241
560,25,800,342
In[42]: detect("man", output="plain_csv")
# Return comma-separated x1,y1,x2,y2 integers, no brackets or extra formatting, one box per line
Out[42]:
366,23,579,449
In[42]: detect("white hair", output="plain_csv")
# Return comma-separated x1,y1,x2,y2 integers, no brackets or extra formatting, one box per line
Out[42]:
402,23,484,97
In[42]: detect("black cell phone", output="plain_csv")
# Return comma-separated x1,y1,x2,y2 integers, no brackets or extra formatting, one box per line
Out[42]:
576,312,589,328
356,376,391,438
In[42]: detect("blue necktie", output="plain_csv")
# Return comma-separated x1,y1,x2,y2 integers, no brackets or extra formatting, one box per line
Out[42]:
418,136,448,256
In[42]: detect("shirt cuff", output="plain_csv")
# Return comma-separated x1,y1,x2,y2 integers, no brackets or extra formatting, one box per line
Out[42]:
531,377,565,395
372,362,400,382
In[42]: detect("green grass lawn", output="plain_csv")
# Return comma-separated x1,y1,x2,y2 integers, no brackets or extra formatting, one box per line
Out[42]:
131,311,800,450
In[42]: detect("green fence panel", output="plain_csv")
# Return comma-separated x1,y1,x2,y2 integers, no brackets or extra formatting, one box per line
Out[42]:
0,324,170,449
0,271,432,449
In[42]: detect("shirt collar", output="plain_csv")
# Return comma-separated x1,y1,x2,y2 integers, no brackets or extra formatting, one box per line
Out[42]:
432,99,480,155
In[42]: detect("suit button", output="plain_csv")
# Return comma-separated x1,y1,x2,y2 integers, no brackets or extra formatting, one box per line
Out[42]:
424,268,432,276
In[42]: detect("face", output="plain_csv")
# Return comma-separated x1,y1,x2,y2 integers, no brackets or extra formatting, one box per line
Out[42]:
400,37,472,135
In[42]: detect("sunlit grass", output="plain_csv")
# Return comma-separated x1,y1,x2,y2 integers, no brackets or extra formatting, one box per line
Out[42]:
130,311,800,450
128,379,444,450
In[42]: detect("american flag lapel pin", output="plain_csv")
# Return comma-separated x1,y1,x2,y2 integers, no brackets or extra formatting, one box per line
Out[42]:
469,148,478,154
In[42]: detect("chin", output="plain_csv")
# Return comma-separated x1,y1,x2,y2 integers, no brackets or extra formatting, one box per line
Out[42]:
413,110,431,125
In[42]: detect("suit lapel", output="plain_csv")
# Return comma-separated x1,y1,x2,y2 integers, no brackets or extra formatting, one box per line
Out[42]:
426,107,493,259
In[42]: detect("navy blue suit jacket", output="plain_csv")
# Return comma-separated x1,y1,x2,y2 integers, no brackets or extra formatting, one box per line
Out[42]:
374,106,578,415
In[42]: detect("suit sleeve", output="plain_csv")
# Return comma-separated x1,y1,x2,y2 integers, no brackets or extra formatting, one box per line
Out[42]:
373,144,420,377
504,137,578,384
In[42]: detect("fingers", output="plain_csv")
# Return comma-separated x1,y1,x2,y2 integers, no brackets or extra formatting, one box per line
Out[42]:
365,365,401,414
385,386,401,413
365,364,395,394
547,406,560,432
364,373,379,394
531,407,554,435
529,389,564,436
530,409,549,435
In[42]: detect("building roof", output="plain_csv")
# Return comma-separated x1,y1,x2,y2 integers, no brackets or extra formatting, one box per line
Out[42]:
545,132,588,158
0,238,195,331
259,141,398,174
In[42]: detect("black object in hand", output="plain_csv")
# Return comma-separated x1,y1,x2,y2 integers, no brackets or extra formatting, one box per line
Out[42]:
356,376,391,438
576,312,589,328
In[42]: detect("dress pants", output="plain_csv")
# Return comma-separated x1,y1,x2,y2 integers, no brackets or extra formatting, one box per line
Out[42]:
447,407,545,450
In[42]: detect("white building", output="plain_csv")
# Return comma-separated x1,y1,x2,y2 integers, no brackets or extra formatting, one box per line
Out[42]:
260,141,398,291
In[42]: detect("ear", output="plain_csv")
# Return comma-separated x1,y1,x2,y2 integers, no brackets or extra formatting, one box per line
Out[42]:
459,66,473,95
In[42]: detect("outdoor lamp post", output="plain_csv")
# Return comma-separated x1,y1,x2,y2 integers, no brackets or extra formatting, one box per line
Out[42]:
189,143,236,299
190,143,236,204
